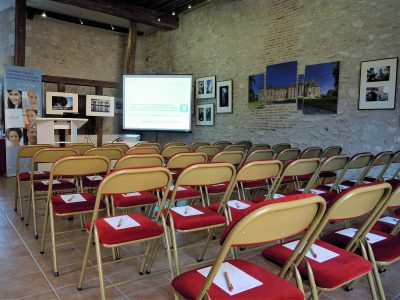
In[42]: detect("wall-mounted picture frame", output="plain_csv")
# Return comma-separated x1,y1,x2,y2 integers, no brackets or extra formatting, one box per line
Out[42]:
86,95,115,117
45,92,78,115
358,57,398,110
196,103,214,126
195,76,216,99
216,80,232,113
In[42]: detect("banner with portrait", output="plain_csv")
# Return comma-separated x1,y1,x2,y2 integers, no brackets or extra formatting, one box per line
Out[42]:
3,65,42,176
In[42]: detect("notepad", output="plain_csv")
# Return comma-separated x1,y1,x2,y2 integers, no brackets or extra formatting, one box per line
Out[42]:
41,179,61,185
272,193,285,199
86,175,103,181
298,188,326,195
228,200,250,210
33,171,45,175
60,194,86,203
122,192,141,197
169,185,187,191
283,240,339,263
336,228,386,244
338,184,350,190
171,206,203,216
197,262,263,296
378,216,399,225
104,215,140,230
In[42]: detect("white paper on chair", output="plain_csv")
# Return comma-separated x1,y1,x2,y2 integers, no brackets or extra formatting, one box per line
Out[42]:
60,194,86,203
169,185,187,191
336,228,386,244
283,240,339,263
324,183,334,187
338,185,350,190
171,206,203,216
41,179,61,185
298,188,326,195
228,200,250,210
272,193,285,199
122,192,141,197
86,175,103,181
197,262,263,296
104,215,140,230
378,216,399,225
33,171,45,175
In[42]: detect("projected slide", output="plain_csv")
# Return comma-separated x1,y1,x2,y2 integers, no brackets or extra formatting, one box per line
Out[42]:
123,75,192,132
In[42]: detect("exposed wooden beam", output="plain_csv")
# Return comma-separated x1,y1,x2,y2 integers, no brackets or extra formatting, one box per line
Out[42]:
125,21,138,74
95,86,104,147
14,0,26,66
51,0,179,30
42,75,120,89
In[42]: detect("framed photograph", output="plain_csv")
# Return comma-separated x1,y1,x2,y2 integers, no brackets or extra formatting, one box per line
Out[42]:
195,76,216,99
216,80,232,113
46,92,78,115
196,103,214,126
359,57,398,110
86,95,115,117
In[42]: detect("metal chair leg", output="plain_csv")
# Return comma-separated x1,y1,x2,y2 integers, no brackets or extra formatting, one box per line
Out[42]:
49,203,59,276
94,229,106,300
78,228,94,290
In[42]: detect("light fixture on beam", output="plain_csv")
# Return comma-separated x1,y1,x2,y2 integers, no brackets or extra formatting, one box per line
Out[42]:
79,18,83,25
157,17,161,22
171,11,176,16
188,4,192,9
41,11,47,17
111,24,115,30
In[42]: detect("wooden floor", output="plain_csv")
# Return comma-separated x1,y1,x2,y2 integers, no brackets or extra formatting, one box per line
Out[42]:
0,176,399,299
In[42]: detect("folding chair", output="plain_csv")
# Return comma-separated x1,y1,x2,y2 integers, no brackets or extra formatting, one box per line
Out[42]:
15,144,51,220
363,151,394,183
213,141,232,150
162,141,187,150
386,150,400,181
263,182,392,300
243,149,275,164
172,193,326,300
320,146,342,158
40,155,110,276
78,167,174,300
317,154,350,187
189,141,210,151
247,143,271,155
135,142,161,153
339,152,374,188
102,142,129,154
162,163,236,275
166,152,207,181
300,147,323,159
125,147,159,155
26,147,79,238
66,143,94,154
272,143,291,154
161,145,191,160
235,140,252,149
224,144,247,153
275,147,301,164
195,145,222,161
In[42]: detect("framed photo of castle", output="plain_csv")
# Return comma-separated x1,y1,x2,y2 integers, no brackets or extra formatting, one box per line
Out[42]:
195,76,216,99
358,57,397,110
216,80,232,113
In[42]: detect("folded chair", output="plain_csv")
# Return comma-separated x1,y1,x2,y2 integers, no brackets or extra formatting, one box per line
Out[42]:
66,143,94,154
272,143,291,154
243,149,275,164
26,147,79,239
213,141,232,150
320,146,342,158
40,155,110,276
247,143,271,155
125,146,159,155
195,145,222,161
172,193,326,300
224,144,247,153
161,145,191,160
162,163,236,276
15,144,52,220
78,167,174,300
263,182,392,300
102,142,129,154
189,141,210,151
166,152,207,181
300,147,323,159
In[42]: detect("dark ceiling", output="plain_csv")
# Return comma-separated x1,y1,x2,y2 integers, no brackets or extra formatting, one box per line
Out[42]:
126,0,209,15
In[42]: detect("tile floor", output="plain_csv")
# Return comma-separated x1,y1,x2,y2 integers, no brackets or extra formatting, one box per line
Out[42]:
0,176,399,299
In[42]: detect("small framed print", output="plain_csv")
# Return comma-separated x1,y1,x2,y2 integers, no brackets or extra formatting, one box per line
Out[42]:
359,57,398,110
196,103,214,126
86,95,115,117
195,76,216,99
216,80,232,113
46,92,78,115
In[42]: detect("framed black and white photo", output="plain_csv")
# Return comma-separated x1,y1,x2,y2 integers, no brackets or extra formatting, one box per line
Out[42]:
359,57,398,110
196,103,214,126
216,80,232,113
195,76,216,99
86,95,115,117
46,92,78,115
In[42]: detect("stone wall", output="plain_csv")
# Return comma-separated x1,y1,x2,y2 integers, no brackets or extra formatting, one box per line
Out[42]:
140,0,400,158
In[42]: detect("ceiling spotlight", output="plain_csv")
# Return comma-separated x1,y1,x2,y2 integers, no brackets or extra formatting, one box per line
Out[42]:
171,11,176,16
111,24,114,30
157,17,161,22
79,18,83,25
41,11,47,17
188,4,192,9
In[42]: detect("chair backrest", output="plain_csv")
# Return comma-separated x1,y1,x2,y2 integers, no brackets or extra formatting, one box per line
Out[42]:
161,145,191,159
364,151,394,181
195,145,222,160
272,143,291,154
235,140,252,149
66,143,94,154
213,141,232,150
85,147,123,161
321,145,342,158
299,147,323,159
223,144,247,153
386,181,400,208
275,148,301,162
16,144,52,172
244,149,275,163
166,152,207,169
341,152,374,184
195,194,326,299
32,148,79,164
248,144,271,155
114,154,164,169
135,142,161,152
389,150,400,179
211,151,245,168
189,141,210,151
319,155,350,192
162,142,187,150
125,147,159,155
102,143,129,154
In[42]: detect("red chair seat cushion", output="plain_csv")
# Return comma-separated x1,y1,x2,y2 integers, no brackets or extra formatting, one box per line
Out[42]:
262,239,372,289
209,200,255,219
167,186,201,200
240,179,268,189
19,171,50,181
51,192,104,214
81,175,103,188
33,179,75,192
89,214,163,246
319,171,337,178
165,206,226,230
206,182,237,194
296,174,312,181
172,259,304,300
251,195,266,203
112,192,158,208
372,220,396,234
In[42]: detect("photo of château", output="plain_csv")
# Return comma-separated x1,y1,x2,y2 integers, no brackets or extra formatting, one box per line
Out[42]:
248,73,265,109
265,61,297,104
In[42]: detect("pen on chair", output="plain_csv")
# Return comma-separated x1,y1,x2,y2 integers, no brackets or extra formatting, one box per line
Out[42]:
117,217,123,228
184,207,189,215
309,246,317,258
235,201,240,209
224,271,233,291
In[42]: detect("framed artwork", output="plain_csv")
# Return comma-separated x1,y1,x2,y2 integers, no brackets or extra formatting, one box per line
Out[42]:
86,95,115,117
265,60,297,104
358,57,398,110
195,76,216,99
248,73,265,109
45,92,78,115
216,80,232,113
196,103,214,126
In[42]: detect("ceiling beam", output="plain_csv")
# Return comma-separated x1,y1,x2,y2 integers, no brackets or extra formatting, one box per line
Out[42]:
51,0,179,30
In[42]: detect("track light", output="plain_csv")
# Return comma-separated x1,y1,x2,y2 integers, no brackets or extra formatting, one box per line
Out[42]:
41,11,47,17
188,4,192,9
111,24,114,30
171,11,176,16
157,17,161,22
79,18,83,25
